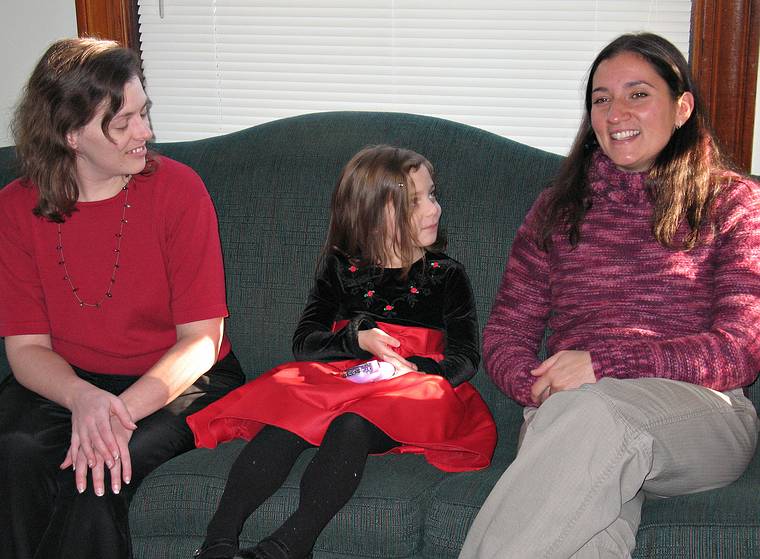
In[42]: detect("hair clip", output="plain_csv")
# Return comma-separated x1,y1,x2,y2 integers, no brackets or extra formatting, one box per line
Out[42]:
397,182,405,188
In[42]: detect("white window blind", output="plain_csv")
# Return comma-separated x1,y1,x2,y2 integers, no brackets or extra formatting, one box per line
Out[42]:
137,0,692,155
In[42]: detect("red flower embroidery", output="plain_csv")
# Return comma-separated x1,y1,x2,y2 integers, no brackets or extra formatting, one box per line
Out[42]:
430,261,440,268
364,290,375,298
348,265,358,273
410,287,419,294
384,305,394,311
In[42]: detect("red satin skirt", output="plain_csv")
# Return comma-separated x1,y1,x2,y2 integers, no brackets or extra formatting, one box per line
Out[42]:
187,322,496,472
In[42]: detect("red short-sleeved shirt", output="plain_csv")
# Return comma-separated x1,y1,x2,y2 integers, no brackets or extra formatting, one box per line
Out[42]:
0,156,231,375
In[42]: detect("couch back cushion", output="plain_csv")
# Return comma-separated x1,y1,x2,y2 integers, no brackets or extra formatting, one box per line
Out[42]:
148,112,563,419
1,111,757,419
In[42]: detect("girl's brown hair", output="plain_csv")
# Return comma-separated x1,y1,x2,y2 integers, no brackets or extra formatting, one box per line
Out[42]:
12,37,147,222
540,32,733,250
323,145,445,274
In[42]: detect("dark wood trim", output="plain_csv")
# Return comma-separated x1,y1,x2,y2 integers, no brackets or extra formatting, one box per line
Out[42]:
75,0,140,53
77,0,758,171
690,0,758,172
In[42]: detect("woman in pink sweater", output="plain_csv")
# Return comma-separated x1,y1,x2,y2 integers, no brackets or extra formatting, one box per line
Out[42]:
459,32,760,559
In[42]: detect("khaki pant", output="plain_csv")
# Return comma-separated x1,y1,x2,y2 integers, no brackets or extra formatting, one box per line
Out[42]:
459,377,759,559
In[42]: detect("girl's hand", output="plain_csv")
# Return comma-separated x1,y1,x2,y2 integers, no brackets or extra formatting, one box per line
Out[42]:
389,362,417,377
60,386,136,493
530,350,596,404
357,328,418,372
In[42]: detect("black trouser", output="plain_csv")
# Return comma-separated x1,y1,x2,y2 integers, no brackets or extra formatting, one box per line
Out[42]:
0,351,245,559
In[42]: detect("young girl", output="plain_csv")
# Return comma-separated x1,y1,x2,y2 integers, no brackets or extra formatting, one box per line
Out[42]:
188,145,496,559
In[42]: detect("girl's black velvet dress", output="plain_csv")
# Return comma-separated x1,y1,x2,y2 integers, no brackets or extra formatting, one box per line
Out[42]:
188,252,496,472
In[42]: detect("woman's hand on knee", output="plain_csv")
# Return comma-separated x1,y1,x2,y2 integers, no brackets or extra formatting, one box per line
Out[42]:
68,410,135,496
109,412,134,491
60,386,136,482
530,350,596,404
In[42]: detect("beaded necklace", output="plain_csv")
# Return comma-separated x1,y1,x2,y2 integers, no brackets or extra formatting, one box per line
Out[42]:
56,176,132,309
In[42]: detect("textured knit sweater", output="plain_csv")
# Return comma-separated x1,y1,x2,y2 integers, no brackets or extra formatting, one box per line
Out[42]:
483,151,760,407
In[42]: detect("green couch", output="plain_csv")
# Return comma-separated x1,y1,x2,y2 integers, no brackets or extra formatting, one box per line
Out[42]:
1,111,758,558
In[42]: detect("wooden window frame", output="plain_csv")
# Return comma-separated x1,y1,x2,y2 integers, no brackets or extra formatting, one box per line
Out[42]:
75,0,759,172
74,0,139,55
691,0,759,173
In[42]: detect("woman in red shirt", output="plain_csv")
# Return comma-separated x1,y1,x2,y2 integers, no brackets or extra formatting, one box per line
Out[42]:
0,38,244,559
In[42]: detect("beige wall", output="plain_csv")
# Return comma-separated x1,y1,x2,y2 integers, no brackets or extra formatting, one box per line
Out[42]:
0,1,77,146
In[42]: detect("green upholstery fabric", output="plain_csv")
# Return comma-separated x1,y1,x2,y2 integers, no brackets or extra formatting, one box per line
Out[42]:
634,451,760,558
135,441,446,558
1,112,758,558
148,112,558,392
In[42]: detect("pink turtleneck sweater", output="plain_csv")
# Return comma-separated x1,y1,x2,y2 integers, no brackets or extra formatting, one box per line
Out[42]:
484,152,760,407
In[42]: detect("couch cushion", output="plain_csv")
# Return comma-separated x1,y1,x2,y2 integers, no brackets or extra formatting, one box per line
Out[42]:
634,449,760,558
152,111,563,414
422,411,523,559
130,440,448,558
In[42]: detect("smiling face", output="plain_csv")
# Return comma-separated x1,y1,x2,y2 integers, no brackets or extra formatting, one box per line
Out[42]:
590,51,693,173
67,76,153,191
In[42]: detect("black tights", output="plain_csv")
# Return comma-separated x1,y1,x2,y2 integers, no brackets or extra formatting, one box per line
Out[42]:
205,413,398,558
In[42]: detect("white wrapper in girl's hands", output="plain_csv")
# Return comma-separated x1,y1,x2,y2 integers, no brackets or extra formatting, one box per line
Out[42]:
342,360,396,383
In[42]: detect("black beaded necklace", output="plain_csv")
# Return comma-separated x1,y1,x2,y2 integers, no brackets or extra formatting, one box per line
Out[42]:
56,176,132,309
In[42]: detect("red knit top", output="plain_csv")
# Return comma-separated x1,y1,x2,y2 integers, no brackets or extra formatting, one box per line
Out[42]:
0,156,230,375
